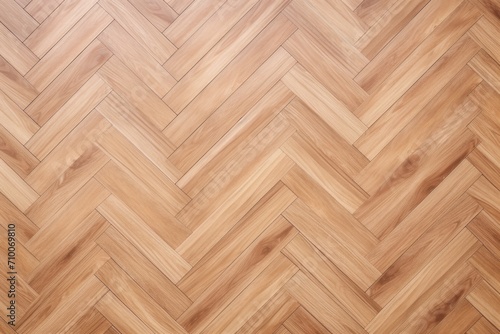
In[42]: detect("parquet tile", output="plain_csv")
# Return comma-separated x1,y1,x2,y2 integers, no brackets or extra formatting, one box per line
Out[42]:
1,0,500,332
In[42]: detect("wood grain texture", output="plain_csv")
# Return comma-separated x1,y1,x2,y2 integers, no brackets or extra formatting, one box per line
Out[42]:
1,0,500,332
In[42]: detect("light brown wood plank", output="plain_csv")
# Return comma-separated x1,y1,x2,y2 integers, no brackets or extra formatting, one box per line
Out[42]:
177,150,295,265
468,210,500,258
0,124,38,178
355,1,482,126
25,4,112,92
467,280,500,329
0,0,38,41
202,255,298,334
96,227,191,319
429,299,482,334
468,176,500,221
0,157,38,212
163,2,292,113
282,64,366,144
470,246,500,293
95,160,190,247
355,0,463,92
25,40,112,126
96,260,187,333
283,30,367,111
164,0,256,77
127,0,177,31
0,55,38,109
98,0,176,63
284,307,331,334
178,218,297,333
0,90,39,144
467,317,500,334
25,0,64,23
98,21,176,97
97,195,191,283
469,16,500,64
65,308,111,334
26,75,111,160
96,92,179,181
178,182,296,300
0,22,38,75
283,197,380,290
355,36,480,160
469,49,500,94
97,57,176,130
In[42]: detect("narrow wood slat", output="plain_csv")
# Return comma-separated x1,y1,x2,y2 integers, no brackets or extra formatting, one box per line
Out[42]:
127,0,177,31
99,0,176,63
0,0,38,41
164,0,273,81
0,90,39,144
469,246,500,293
0,124,38,178
467,280,500,329
0,56,38,109
0,22,38,75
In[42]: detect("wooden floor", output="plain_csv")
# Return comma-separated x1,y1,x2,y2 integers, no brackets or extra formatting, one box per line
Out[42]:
1,0,500,332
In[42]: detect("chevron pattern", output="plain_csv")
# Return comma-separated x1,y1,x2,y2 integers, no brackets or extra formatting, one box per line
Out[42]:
1,0,500,332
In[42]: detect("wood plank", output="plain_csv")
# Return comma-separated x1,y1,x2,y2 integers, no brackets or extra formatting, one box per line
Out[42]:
286,271,366,334
283,234,380,326
178,182,296,300
468,210,500,258
282,165,378,257
178,218,297,333
24,0,98,57
175,83,293,191
468,176,500,221
0,124,38,178
97,57,176,130
164,0,256,77
356,67,482,195
468,146,500,190
97,127,189,214
176,115,294,229
283,30,367,111
368,194,481,306
98,21,176,97
282,64,366,144
95,161,190,247
26,4,112,91
355,1,482,126
96,227,191,319
355,36,480,160
95,292,154,334
467,280,500,329
394,262,481,334
98,0,176,63
97,195,191,283
429,299,482,334
164,13,296,145
127,0,177,31
355,0,399,27
0,157,38,212
236,289,299,334
469,49,500,94
0,192,38,244
368,159,481,272
163,2,292,113
0,22,38,75
283,98,368,179
27,211,108,292
65,308,111,334
284,307,331,334
355,128,478,239
26,75,111,160
469,246,500,293
356,0,430,60
282,132,368,213
176,150,295,265
468,317,500,334
167,0,194,14
96,92,179,181
366,229,481,334
25,142,108,226
0,0,38,41
0,55,38,109
25,180,109,257
283,198,380,290
355,0,462,92
25,111,112,195
96,260,187,333
17,245,109,332
25,0,65,23
469,16,500,64
0,90,39,144
25,40,112,126
202,255,299,334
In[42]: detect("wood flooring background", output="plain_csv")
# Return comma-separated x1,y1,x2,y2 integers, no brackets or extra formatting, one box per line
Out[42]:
0,0,499,332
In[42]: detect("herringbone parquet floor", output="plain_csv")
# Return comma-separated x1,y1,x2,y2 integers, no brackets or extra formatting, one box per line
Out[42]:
1,0,500,332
